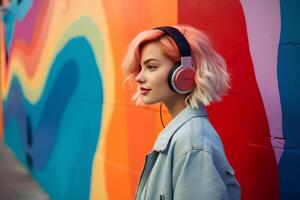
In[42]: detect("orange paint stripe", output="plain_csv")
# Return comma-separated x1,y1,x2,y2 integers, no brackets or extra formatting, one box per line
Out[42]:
102,0,177,199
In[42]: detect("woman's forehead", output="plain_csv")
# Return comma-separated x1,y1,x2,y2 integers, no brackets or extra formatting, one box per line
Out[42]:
140,42,164,63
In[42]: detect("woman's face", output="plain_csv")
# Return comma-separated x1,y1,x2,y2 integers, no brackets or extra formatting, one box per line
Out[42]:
135,41,181,105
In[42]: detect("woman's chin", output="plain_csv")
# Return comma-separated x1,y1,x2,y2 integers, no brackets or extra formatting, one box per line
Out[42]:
142,98,160,105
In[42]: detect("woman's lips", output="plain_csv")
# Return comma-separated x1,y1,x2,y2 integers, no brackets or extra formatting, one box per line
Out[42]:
140,87,151,95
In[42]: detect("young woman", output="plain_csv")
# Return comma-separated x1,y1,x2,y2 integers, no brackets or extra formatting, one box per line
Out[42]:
122,25,240,200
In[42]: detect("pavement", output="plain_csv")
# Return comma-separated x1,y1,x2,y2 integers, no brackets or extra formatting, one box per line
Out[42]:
0,141,50,200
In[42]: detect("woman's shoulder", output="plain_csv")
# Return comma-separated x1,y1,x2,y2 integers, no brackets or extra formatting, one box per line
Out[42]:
170,116,226,160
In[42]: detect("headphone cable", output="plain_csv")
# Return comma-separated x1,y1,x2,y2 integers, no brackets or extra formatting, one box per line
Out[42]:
160,102,165,128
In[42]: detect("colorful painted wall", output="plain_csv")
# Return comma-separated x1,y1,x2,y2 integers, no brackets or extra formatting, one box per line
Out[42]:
1,0,299,199
0,0,6,139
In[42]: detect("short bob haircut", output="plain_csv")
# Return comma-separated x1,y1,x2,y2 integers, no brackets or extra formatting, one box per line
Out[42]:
121,24,230,108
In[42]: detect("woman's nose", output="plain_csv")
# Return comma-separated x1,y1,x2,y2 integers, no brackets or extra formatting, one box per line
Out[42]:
135,70,146,83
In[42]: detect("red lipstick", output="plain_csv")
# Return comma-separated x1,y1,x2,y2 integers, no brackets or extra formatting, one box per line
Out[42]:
140,87,151,95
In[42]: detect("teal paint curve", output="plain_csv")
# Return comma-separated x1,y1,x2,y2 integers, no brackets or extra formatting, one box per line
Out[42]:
32,37,103,200
4,36,103,200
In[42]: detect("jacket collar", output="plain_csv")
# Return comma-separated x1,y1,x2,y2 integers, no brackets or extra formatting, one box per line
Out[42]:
153,105,207,152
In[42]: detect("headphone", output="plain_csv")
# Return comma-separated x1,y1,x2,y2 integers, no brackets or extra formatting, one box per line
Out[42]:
154,26,195,94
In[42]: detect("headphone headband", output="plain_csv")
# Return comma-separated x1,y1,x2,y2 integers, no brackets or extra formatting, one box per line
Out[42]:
154,26,191,57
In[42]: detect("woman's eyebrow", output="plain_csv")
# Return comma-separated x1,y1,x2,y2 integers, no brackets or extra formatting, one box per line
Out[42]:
142,58,159,65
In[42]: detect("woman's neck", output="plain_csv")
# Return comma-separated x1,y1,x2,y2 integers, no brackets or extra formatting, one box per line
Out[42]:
164,97,187,118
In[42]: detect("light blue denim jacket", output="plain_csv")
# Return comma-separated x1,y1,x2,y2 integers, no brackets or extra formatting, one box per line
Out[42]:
135,106,240,200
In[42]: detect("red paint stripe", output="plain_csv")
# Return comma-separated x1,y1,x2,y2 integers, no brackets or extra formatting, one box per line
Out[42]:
179,0,279,199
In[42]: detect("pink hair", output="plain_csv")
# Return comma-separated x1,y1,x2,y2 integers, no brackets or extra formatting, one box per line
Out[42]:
121,25,230,108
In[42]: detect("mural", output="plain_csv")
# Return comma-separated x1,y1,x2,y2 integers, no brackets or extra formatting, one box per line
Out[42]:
0,0,6,139
0,0,299,199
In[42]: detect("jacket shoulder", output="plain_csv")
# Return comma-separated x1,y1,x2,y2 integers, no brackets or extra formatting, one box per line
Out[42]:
170,116,225,162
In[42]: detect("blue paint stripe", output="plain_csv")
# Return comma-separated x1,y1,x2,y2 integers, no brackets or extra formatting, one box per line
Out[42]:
3,37,103,200
278,0,300,199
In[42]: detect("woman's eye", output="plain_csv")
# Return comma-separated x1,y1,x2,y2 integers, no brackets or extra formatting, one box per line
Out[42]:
147,65,157,71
